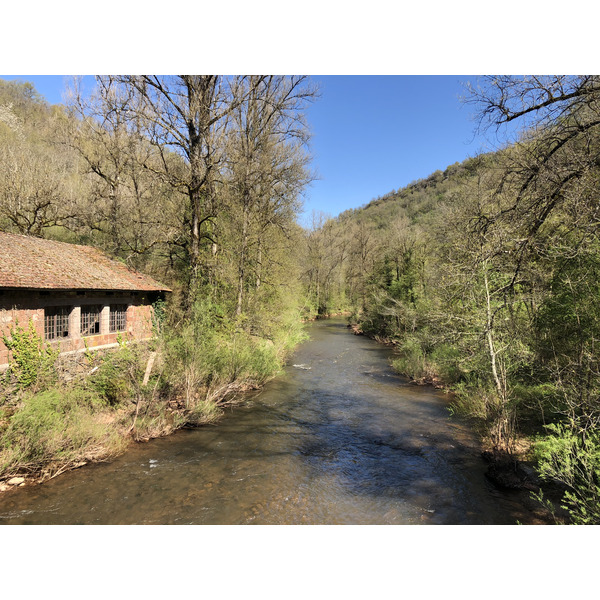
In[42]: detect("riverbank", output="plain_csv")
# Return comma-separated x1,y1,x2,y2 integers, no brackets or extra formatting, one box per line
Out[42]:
347,319,564,523
0,345,261,494
302,310,353,323
0,305,307,495
0,316,564,524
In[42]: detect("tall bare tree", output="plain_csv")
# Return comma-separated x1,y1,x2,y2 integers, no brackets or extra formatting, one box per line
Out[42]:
0,80,81,236
83,76,264,305
227,75,317,316
66,78,181,265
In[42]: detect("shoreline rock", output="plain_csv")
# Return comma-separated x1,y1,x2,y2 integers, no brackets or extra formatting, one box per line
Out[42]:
482,451,540,492
7,476,25,486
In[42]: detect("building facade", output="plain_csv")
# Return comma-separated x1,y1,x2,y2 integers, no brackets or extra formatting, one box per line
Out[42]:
0,232,170,370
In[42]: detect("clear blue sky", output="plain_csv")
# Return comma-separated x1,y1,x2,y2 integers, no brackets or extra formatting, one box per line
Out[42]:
1,74,515,226
302,75,512,224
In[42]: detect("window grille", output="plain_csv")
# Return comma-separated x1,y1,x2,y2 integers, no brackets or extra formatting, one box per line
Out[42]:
45,307,70,340
80,305,101,336
109,304,127,332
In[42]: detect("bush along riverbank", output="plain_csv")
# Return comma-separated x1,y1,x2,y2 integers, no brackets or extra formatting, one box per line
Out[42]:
0,300,307,493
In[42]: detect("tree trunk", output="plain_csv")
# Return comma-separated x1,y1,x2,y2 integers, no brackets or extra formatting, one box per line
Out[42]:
256,238,262,290
236,202,250,316
483,262,504,400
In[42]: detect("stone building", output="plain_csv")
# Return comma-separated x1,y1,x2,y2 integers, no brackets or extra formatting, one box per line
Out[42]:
0,231,170,370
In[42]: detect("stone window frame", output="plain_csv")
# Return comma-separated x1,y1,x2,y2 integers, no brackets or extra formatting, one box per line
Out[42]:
44,306,71,341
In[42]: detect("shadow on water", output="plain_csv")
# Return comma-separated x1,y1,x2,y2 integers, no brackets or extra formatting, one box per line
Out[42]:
235,392,512,524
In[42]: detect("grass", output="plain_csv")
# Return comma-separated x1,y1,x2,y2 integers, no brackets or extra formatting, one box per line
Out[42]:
0,387,128,480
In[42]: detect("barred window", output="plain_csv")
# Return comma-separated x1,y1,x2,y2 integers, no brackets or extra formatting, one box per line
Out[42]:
110,304,127,332
81,305,101,336
45,307,70,341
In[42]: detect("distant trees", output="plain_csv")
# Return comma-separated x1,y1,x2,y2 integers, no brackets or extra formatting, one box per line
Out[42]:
304,211,341,314
0,80,81,236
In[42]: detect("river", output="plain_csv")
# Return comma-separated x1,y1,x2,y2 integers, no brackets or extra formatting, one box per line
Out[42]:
0,318,537,524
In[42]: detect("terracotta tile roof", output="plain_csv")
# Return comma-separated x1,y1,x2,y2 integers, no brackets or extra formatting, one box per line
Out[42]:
0,231,171,292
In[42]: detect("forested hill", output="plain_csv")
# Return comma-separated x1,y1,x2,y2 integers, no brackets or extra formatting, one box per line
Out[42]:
301,150,492,319
339,154,486,227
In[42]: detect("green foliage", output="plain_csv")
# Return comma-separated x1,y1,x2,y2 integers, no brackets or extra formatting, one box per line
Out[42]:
88,345,139,405
533,424,600,524
82,337,96,365
533,246,600,427
152,298,167,333
0,387,125,477
162,299,287,408
449,383,492,423
390,336,430,380
2,320,59,390
429,344,464,384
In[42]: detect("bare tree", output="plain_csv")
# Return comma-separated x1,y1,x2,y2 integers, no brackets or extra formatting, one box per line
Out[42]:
66,78,182,264
227,75,317,315
0,100,80,236
82,76,264,305
464,76,600,300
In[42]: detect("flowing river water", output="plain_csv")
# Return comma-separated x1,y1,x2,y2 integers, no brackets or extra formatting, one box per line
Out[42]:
0,318,538,525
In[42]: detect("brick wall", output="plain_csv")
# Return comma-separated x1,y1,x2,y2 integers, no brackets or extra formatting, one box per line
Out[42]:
0,289,161,369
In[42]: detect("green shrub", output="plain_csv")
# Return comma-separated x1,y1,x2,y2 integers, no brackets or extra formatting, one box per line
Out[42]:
533,423,600,524
88,345,140,405
0,387,125,477
390,336,432,380
162,299,289,408
449,383,519,451
2,320,59,390
152,298,167,334
511,382,560,426
184,399,223,426
429,343,464,384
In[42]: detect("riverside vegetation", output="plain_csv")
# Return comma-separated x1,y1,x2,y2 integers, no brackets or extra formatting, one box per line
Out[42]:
2,76,600,524
0,300,306,487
